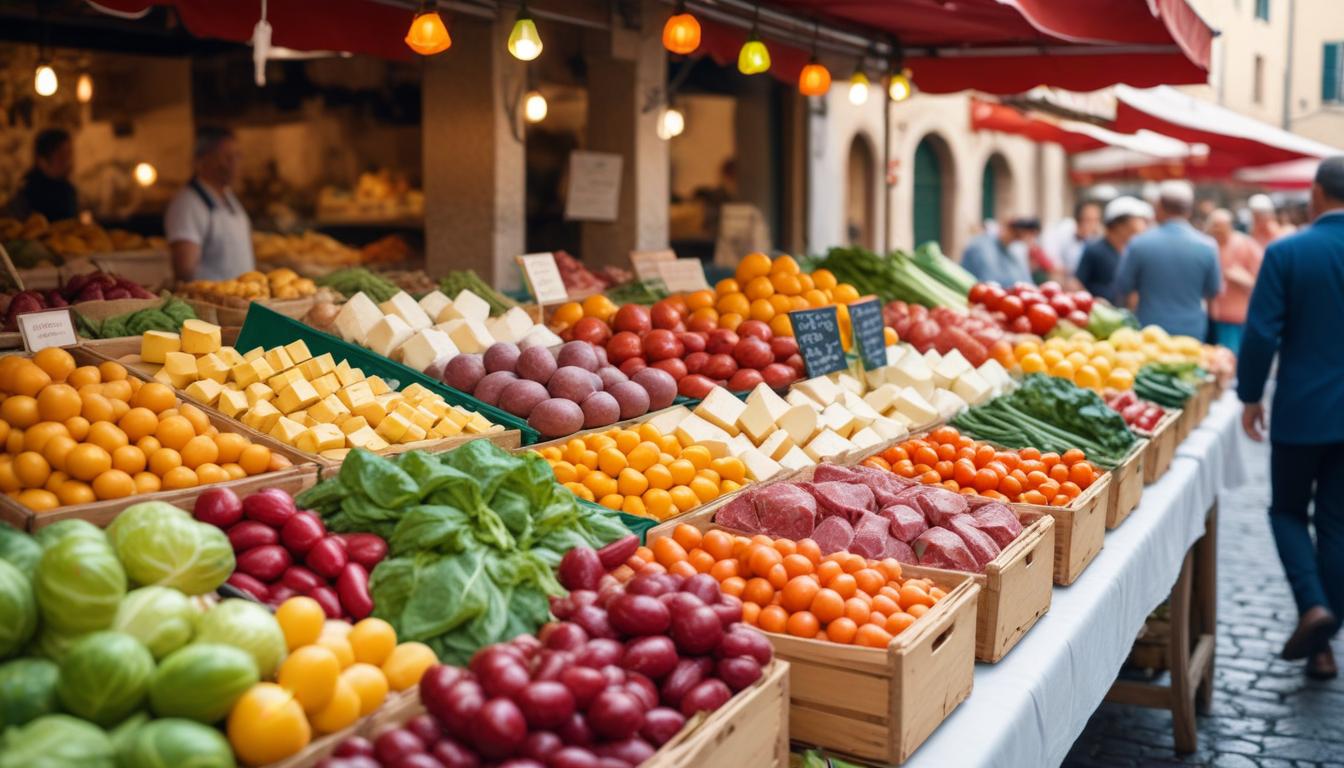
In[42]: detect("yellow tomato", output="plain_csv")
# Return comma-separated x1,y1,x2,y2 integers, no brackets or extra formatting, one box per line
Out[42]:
382,642,438,691
277,645,341,713
227,684,311,766
348,618,398,667
276,596,326,650
340,663,389,717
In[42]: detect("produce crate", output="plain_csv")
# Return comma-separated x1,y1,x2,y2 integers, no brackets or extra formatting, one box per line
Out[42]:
1140,409,1182,484
268,689,423,768
1104,439,1147,530
187,295,315,326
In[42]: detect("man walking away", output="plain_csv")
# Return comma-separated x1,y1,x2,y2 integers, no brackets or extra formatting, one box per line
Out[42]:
1238,156,1344,680
1074,196,1147,305
1114,180,1221,339
1207,209,1263,355
1249,193,1292,248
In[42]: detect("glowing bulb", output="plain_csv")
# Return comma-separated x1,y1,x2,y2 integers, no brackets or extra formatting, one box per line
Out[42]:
34,65,57,97
133,162,158,187
405,9,451,55
508,14,542,61
798,60,831,96
662,11,701,54
737,37,770,75
888,70,912,102
76,73,93,103
657,107,685,140
848,70,870,105
523,89,548,123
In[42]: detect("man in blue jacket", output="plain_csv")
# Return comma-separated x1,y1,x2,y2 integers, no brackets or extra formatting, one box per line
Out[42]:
1238,156,1344,680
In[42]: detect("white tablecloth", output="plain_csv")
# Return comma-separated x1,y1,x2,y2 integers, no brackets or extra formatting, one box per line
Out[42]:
908,391,1246,768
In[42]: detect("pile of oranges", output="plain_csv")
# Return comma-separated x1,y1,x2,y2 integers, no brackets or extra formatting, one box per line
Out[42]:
860,425,1099,507
550,294,619,329
535,423,746,520
629,524,949,648
695,252,862,340
0,348,285,511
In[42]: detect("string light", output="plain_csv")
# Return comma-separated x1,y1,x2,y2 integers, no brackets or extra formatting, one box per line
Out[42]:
523,89,548,123
34,65,57,97
133,162,157,187
888,68,912,102
405,3,451,55
799,59,831,96
76,73,93,103
507,4,542,61
848,67,869,106
737,36,770,75
657,106,685,140
662,1,700,55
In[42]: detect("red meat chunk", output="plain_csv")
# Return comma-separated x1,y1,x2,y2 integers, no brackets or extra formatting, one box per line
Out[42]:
913,527,979,572
945,514,1001,568
969,502,1024,548
848,512,890,559
879,503,929,543
904,486,970,527
812,516,855,555
804,481,876,523
714,494,760,533
753,484,816,541
881,536,917,564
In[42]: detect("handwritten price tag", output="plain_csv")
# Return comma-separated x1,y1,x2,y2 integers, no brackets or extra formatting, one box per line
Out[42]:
18,308,77,352
848,298,887,371
517,253,569,306
788,306,847,378
656,258,710,293
630,249,676,282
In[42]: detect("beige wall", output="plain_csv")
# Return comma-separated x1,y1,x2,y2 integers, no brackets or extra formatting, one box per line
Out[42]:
1284,0,1344,144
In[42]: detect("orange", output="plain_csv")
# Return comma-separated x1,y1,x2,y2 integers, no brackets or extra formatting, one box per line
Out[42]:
780,576,821,612
786,611,820,638
718,313,743,331
668,485,699,513
42,435,76,471
160,466,198,490
741,577,773,606
9,362,52,397
56,480,96,506
810,588,845,623
743,276,775,301
238,444,271,475
180,435,220,469
551,301,584,327
710,457,746,483
0,462,20,493
101,379,132,403
131,381,176,413
827,572,858,599
671,524,702,551
196,463,229,485
855,624,893,648
23,421,68,453
308,677,360,734
221,463,246,480
148,447,183,476
154,416,194,451
381,642,437,692
734,252,772,283
132,472,161,493
13,452,50,489
66,444,112,482
32,348,76,382
715,277,740,296
87,422,129,453
715,292,750,317
1,396,39,429
226,684,311,766
92,469,135,500
110,445,147,474
16,488,58,511
756,605,788,634
96,360,126,381
832,283,860,303
117,407,158,441
66,365,101,389
843,597,871,625
62,416,89,441
826,616,859,644
340,663,389,717
36,384,81,422
811,268,837,290
179,404,210,435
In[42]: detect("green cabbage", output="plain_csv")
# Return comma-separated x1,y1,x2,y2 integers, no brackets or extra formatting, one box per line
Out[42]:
0,714,115,768
0,559,36,659
109,711,150,754
33,519,103,549
0,525,40,577
34,534,126,634
148,643,257,723
28,627,80,663
193,599,287,677
115,718,237,768
0,657,59,728
55,631,154,727
108,505,233,595
112,587,195,660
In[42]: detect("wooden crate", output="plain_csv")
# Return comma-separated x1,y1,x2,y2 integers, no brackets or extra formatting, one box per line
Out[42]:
185,296,315,326
269,690,422,768
1015,472,1110,586
1105,440,1147,530
1140,409,1181,484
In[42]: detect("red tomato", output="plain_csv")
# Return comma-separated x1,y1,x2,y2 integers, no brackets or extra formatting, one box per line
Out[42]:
1066,309,1090,327
1039,281,1063,298
1048,295,1077,316
1025,303,1058,335
641,329,683,361
570,316,611,346
606,331,644,364
999,295,1025,320
1072,291,1095,313
968,283,992,305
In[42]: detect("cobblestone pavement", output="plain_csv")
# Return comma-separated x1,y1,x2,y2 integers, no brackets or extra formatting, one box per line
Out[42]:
1064,434,1344,768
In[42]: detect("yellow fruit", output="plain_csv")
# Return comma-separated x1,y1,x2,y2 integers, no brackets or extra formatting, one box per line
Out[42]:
111,445,146,474
155,416,194,451
179,403,211,435
131,472,160,494
43,470,67,492
227,684,311,766
341,663,389,716
180,435,219,469
80,393,113,423
277,645,341,713
131,382,176,413
13,452,50,489
316,635,355,669
308,677,360,734
1,396,39,429
32,347,76,383
160,466,198,489
1049,360,1075,380
63,416,89,441
17,488,58,511
277,597,327,650
348,618,397,667
148,448,183,476
0,462,19,493
238,444,271,475
66,365,101,389
92,470,135,500
118,407,159,441
196,463,229,485
10,362,52,398
97,361,127,381
1075,365,1102,390
36,384,81,422
66,444,112,482
87,422,129,453
214,432,248,464
669,485,699,513
23,421,68,453
1107,368,1135,390
56,480,96,506
381,642,438,692
734,252,772,283
617,467,649,496
552,301,584,327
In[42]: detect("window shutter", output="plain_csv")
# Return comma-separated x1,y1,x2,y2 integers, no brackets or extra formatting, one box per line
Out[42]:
1325,43,1342,103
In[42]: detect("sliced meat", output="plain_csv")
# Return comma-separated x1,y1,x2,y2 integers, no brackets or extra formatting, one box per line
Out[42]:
848,464,916,506
945,514,1001,568
811,464,863,484
910,486,969,527
804,481,877,523
811,516,855,555
969,502,1024,548
913,527,979,572
714,494,761,533
753,483,816,540
879,503,928,543
881,535,917,564
848,512,890,559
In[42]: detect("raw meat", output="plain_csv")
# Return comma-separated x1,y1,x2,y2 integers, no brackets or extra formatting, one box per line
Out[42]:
715,495,760,533
848,513,890,559
879,504,928,543
945,514,1001,568
969,502,1024,548
753,484,816,540
811,464,862,484
913,528,979,572
812,516,855,555
805,481,876,523
881,536,917,564
848,464,915,506
908,486,969,527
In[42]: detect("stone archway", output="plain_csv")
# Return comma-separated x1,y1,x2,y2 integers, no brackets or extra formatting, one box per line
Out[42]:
845,133,878,249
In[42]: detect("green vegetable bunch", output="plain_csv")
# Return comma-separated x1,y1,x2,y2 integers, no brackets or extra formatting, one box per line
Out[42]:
77,296,196,340
811,246,967,308
296,440,629,664
316,268,400,303
1134,365,1198,408
439,270,518,316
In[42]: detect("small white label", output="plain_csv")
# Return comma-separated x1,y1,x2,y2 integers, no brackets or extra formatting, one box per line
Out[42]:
517,253,569,306
18,308,77,352
656,258,710,292
565,151,623,222
630,249,676,282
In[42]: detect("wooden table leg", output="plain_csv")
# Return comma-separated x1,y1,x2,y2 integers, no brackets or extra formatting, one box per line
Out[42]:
1167,552,1198,753
1194,503,1218,714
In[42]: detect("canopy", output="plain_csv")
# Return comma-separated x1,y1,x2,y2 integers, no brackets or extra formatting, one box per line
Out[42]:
1234,158,1322,190
969,98,1202,159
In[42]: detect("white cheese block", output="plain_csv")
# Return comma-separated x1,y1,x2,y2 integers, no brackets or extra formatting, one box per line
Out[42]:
886,344,908,367
485,315,521,344
931,389,967,420
334,292,383,345
863,383,902,415
922,349,943,368
367,315,414,358
738,384,791,443
778,404,818,445
820,402,860,438
869,416,908,441
645,406,691,436
934,349,974,387
740,449,783,482
839,391,883,425
804,429,854,461
757,430,795,461
694,388,746,436
951,369,993,406
674,413,731,447
519,325,563,349
447,319,495,354
796,376,842,407
850,426,883,450
778,445,815,471
977,359,1014,394
380,291,432,331
417,290,453,321
786,389,818,409
893,387,939,426
449,290,491,323
862,367,889,390
728,434,756,455
500,307,536,342
887,353,936,401
832,372,865,396
399,329,459,372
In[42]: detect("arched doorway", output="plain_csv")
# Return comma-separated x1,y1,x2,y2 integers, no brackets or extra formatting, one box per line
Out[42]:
912,134,953,249
845,134,877,249
980,153,1014,223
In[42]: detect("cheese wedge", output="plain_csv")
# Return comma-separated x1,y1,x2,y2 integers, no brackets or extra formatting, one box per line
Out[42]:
778,404,818,445
334,292,383,344
380,291,432,331
141,331,181,364
180,319,222,355
694,388,746,436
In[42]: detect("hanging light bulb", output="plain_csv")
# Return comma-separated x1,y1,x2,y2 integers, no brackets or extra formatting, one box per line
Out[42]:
133,162,158,187
657,106,685,140
34,65,58,97
405,3,451,55
738,35,770,75
523,89,548,123
798,59,831,96
507,5,543,61
847,68,869,106
76,73,93,103
662,1,700,55
888,68,913,102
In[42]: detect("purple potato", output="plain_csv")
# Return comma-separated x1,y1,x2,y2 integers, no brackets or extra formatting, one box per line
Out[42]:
474,371,519,405
556,341,599,372
500,379,550,418
443,354,487,393
516,345,559,384
631,368,676,410
579,392,620,429
595,366,628,390
484,342,522,374
528,399,585,438
607,381,650,420
548,366,598,402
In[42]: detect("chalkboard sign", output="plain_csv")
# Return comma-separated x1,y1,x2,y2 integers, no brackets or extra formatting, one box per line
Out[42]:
849,298,886,371
788,306,847,378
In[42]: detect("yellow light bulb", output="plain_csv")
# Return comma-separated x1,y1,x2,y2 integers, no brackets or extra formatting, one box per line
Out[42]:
133,162,157,187
737,38,771,75
34,65,57,97
523,90,548,123
848,71,870,105
405,9,452,55
508,15,543,61
76,73,93,103
888,70,912,102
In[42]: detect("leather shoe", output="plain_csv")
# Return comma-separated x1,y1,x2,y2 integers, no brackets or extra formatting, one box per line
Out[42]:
1307,648,1338,680
1282,606,1338,660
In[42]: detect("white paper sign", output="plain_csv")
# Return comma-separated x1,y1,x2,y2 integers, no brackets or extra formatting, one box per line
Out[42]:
656,258,710,292
565,151,623,222
516,253,569,305
18,309,77,352
630,249,676,281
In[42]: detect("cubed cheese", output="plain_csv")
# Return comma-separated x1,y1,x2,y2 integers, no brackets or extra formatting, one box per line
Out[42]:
399,329,458,372
741,449,783,482
694,388,746,436
266,368,305,394
218,347,244,366
216,388,248,418
446,319,494,354
321,448,351,461
276,379,320,414
839,391,883,425
805,429,854,461
367,376,390,396
334,292,383,344
951,370,992,406
885,344,908,367
674,413,731,447
977,359,1013,394
850,426,883,450
243,400,282,433
645,406,691,436
757,430,795,461
268,417,305,446
485,315,519,344
345,425,381,449
869,416,908,441
375,411,412,443
887,353,936,400
796,376,842,406
299,353,336,380
439,406,469,428
340,416,369,435
311,373,340,399
432,415,464,437
728,434,756,456
496,307,535,342
863,383,902,415
786,389,818,409
417,290,453,321
933,349,973,387
163,352,199,388
310,395,351,424
231,357,275,389
738,384,791,443
185,378,224,405
333,359,365,387
264,347,294,373
367,315,414,359
519,325,563,349
196,353,230,384
141,331,181,364
820,402,860,438
153,368,173,387
930,389,966,420
180,319,222,354
244,383,275,406
404,423,428,443
242,347,265,362
893,387,939,425
464,412,496,434
449,290,491,323
778,404,818,445
833,372,865,396
778,445,815,471
351,397,387,428
283,340,312,364
380,291,432,331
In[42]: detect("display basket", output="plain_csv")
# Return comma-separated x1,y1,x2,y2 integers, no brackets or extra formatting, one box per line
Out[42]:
1104,439,1147,529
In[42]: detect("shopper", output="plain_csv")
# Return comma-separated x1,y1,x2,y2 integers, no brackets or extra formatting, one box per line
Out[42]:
1113,180,1221,338
165,126,255,282
1249,193,1291,247
1043,199,1103,278
5,129,78,221
1238,156,1344,680
1206,208,1263,354
961,217,1032,286
1074,196,1147,305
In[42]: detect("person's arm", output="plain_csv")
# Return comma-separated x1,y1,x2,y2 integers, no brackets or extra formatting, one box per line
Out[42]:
1236,246,1286,439
170,240,201,282
1202,247,1223,300
1113,245,1139,311
164,192,206,282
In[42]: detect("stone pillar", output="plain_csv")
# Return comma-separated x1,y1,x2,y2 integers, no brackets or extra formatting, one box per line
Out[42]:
580,0,669,269
422,15,526,290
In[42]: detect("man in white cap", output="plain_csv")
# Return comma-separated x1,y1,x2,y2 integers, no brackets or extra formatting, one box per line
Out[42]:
1073,196,1147,304
1113,179,1221,338
1249,193,1289,248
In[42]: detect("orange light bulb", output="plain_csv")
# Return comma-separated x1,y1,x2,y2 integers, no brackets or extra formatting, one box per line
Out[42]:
405,9,451,55
663,12,701,55
799,60,831,96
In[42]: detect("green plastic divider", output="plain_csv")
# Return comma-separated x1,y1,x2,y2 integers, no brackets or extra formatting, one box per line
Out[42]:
235,303,541,443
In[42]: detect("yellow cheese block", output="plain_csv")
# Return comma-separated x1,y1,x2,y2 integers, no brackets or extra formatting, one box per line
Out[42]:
337,381,374,410
367,376,390,396
164,352,200,389
216,388,248,418
464,412,495,434
267,368,305,394
296,423,344,453
218,347,244,366
141,331,181,364
269,416,307,445
310,395,351,425
276,379,320,414
340,416,370,435
231,358,275,389
311,373,339,400
299,353,335,380
351,398,386,428
404,424,428,443
264,347,294,374
283,339,312,364
440,407,469,428
196,353,230,384
184,378,224,405
345,425,380,449
244,383,275,406
401,383,430,403
243,400,282,433
242,347,265,362
375,411,412,443
432,416,463,437
333,360,364,387
410,406,438,432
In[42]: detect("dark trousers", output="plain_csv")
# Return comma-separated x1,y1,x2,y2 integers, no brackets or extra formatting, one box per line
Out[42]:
1269,442,1344,632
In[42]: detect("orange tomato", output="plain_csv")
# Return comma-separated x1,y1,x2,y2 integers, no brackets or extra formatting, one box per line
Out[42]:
747,545,783,577
782,553,815,579
1069,462,1096,488
854,624,893,648
825,617,858,644
843,598,870,625
719,577,746,597
827,573,858,599
701,530,734,561
853,568,886,596
780,576,821,612
886,612,918,635
672,524,702,552
795,538,822,564
651,537,687,567
757,605,789,634
785,611,820,638
810,588,845,623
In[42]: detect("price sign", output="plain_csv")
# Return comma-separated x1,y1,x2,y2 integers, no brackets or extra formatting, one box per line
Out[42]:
18,308,77,352
516,252,569,306
630,249,675,281
848,298,887,371
788,306,847,378
656,258,710,293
